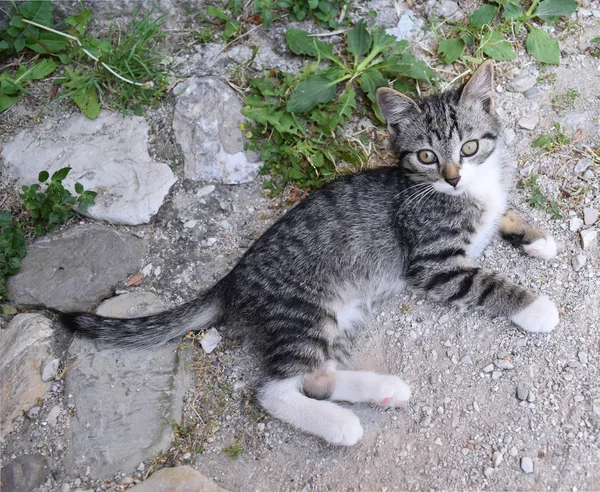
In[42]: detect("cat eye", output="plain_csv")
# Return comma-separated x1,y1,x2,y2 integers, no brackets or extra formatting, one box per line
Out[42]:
461,140,479,157
417,150,437,164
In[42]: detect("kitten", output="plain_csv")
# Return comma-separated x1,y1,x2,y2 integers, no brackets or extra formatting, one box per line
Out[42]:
60,60,559,446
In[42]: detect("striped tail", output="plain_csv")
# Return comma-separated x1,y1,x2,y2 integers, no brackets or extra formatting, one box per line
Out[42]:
59,291,223,349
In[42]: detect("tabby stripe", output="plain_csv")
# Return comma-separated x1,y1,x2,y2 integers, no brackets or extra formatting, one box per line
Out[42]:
397,150,411,163
412,248,466,264
447,271,477,302
477,281,496,306
481,132,497,140
424,268,471,291
500,231,526,247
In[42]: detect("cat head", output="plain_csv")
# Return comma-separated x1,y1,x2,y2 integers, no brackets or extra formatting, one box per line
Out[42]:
376,60,505,196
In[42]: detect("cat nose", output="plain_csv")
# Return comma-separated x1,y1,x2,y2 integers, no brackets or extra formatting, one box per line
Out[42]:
445,176,461,187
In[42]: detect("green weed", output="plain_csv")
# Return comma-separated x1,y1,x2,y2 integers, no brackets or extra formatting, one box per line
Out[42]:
531,122,570,151
242,21,435,189
0,1,169,117
524,173,562,220
551,89,580,109
0,212,27,303
436,0,578,66
223,442,244,459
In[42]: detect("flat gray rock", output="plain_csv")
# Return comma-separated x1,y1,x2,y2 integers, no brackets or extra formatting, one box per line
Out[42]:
7,225,146,311
1,111,176,225
0,314,54,439
0,454,50,492
560,110,600,141
173,77,262,184
64,292,189,479
131,466,228,492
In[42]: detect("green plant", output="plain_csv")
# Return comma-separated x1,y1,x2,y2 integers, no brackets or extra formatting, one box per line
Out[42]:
524,173,562,220
242,21,434,189
278,0,347,28
591,37,600,58
192,26,215,44
436,0,578,65
551,89,579,109
531,122,570,151
20,167,97,237
223,442,244,459
206,0,244,40
0,212,27,302
1,1,169,117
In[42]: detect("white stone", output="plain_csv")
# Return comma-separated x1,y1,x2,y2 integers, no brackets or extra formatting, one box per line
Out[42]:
572,254,586,272
41,359,60,382
504,128,516,145
508,74,537,93
386,10,424,41
580,229,597,250
521,456,534,474
569,217,584,232
574,158,593,174
482,364,494,373
197,185,216,197
173,77,261,184
184,220,198,229
518,116,539,130
583,207,598,226
46,405,61,427
1,112,176,226
492,451,503,467
494,360,514,370
200,328,222,354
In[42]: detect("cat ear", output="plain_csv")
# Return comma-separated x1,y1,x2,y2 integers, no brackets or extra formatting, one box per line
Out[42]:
376,87,421,125
460,59,494,111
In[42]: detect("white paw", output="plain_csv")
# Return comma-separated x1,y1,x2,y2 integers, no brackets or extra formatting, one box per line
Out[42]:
322,408,364,446
523,236,557,260
371,375,412,408
510,295,559,333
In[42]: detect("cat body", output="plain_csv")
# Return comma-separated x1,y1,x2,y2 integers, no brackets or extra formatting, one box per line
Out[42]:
61,61,559,446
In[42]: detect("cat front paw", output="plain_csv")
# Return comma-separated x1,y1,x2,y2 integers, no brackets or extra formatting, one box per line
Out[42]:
523,236,557,260
372,376,411,408
323,408,364,446
510,295,559,333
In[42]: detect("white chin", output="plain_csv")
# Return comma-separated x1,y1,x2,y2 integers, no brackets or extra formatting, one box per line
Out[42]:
432,182,466,195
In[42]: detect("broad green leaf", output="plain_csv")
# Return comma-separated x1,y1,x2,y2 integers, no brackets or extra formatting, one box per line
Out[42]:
26,58,58,80
469,5,498,28
39,171,49,182
65,8,92,35
0,41,9,51
286,29,334,58
532,134,553,149
0,94,21,112
526,28,559,65
70,85,100,119
19,0,53,26
308,0,319,8
286,75,337,113
534,0,577,22
27,31,68,53
336,85,356,122
590,37,600,44
347,20,372,61
438,38,464,64
7,257,21,270
75,183,84,194
389,54,436,82
14,35,26,52
480,31,515,61
51,167,71,181
502,2,522,20
359,68,387,102
206,6,228,21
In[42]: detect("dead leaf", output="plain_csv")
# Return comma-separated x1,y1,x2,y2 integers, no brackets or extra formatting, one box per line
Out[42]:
125,272,144,287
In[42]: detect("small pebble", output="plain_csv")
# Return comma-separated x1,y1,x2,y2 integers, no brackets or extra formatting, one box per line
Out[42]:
580,229,597,250
517,386,529,401
578,351,588,364
461,355,473,365
518,115,539,130
510,446,518,457
482,364,494,373
569,217,583,232
491,370,502,380
434,437,442,445
484,467,495,478
492,451,503,467
27,406,41,419
574,158,592,174
521,456,534,474
42,359,60,382
572,255,586,272
583,207,598,226
494,360,514,370
438,314,450,324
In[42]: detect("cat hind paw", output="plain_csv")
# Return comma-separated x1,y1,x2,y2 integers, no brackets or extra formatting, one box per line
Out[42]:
323,409,364,446
510,295,559,333
372,376,411,408
523,236,557,260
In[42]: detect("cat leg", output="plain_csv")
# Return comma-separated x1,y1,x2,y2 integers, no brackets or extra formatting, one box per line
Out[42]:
329,371,411,408
257,376,364,446
499,208,557,260
406,262,559,333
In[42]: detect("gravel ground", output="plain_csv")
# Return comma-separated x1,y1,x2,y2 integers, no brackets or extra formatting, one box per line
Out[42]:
1,2,599,491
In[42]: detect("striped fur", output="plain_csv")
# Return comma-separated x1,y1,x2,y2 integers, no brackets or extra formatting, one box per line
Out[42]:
61,61,558,445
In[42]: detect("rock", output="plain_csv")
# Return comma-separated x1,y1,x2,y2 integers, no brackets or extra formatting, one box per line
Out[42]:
27,406,41,418
64,294,189,479
200,327,222,354
46,405,61,427
574,158,593,174
436,0,463,19
521,456,534,474
580,229,597,250
494,360,514,370
517,385,529,401
130,466,227,492
583,208,598,226
438,314,450,324
504,128,516,145
572,254,587,272
7,225,146,311
0,454,51,492
0,314,54,438
461,355,473,365
41,358,60,382
173,77,261,184
482,364,494,373
491,370,502,380
523,87,545,102
386,10,424,41
578,351,588,364
560,110,600,140
518,116,539,130
569,217,584,232
1,112,176,225
492,451,503,467
484,466,494,478
583,169,595,179
95,292,167,318
508,75,537,93
593,401,600,418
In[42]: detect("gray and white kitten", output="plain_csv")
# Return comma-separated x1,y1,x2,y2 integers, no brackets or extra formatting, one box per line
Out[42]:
61,61,559,446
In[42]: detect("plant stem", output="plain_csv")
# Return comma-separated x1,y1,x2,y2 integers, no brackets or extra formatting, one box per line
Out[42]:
525,0,541,19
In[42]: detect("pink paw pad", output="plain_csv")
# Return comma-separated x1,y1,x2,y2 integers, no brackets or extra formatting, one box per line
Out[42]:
378,397,393,406
394,401,405,407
